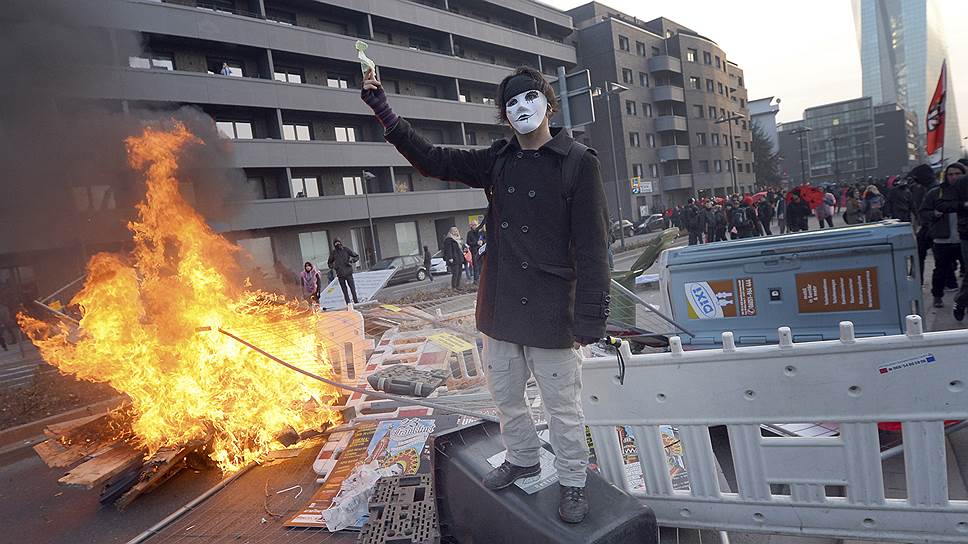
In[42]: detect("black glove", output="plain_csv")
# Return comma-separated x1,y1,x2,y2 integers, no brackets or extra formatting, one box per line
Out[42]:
574,335,600,346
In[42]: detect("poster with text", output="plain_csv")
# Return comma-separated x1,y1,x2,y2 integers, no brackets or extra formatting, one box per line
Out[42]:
684,277,757,319
795,267,879,313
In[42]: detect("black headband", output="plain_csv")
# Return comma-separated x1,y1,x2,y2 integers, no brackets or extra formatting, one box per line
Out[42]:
502,74,543,106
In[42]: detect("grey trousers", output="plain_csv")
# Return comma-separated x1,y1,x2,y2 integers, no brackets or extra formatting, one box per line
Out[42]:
482,334,589,487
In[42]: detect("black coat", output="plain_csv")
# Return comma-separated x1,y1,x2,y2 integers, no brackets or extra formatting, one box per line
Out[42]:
385,117,611,348
327,245,359,279
786,200,811,230
442,237,462,269
935,176,968,238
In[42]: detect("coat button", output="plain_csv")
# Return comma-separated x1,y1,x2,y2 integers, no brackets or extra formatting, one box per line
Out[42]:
508,186,516,194
533,152,540,158
521,262,529,270
500,221,509,229
528,190,536,198
515,151,524,159
520,297,528,305
521,225,529,233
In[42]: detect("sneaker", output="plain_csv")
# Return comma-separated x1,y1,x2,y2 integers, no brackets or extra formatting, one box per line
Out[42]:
558,485,589,524
934,297,945,308
482,461,541,490
955,304,966,322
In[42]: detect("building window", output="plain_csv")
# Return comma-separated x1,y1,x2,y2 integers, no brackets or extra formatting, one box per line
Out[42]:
273,66,304,83
643,103,653,117
699,160,710,173
342,176,364,195
625,100,637,115
740,98,746,107
395,221,420,255
646,133,656,148
458,94,467,102
706,79,714,92
711,133,720,145
726,161,731,172
717,82,724,95
738,76,744,87
621,68,633,84
741,120,747,130
714,160,722,172
639,72,649,87
395,173,414,192
696,132,706,146
736,139,742,149
708,106,717,118
715,55,722,68
692,105,704,118
744,141,750,151
266,8,296,25
128,52,174,70
703,51,712,64
465,131,477,145
689,76,701,89
632,163,644,177
298,231,330,270
618,35,630,51
290,177,319,198
327,74,350,88
651,46,661,56
334,126,357,142
482,95,496,105
284,123,313,141
649,163,659,178
746,163,751,173
686,48,698,63
722,133,729,146
208,59,243,77
636,41,647,56
215,120,253,139
629,132,640,147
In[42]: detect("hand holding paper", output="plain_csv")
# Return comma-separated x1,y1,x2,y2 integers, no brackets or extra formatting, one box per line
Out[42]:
355,40,376,76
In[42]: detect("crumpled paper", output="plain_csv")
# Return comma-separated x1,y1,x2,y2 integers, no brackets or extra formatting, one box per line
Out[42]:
322,461,402,532
356,40,376,76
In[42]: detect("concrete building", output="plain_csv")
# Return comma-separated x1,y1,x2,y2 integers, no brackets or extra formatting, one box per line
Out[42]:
567,2,754,217
748,96,780,155
853,0,960,161
776,120,809,185
0,0,578,298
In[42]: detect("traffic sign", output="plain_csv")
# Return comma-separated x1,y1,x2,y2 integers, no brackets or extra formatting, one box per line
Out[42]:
630,176,641,194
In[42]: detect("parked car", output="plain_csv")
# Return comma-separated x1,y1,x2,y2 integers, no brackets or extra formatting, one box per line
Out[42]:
371,255,428,285
430,251,449,275
634,214,667,234
610,219,634,238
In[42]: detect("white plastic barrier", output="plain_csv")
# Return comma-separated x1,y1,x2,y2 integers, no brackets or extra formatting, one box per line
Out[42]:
582,316,968,542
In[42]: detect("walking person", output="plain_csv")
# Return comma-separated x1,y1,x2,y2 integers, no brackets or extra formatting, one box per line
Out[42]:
757,197,774,236
933,162,968,319
463,243,473,280
442,226,463,290
920,163,963,308
363,65,610,523
327,238,360,305
861,185,886,222
786,190,811,233
908,164,940,285
423,245,434,282
299,262,322,306
816,188,835,229
466,220,483,283
682,199,702,245
843,189,865,224
732,196,757,238
775,196,787,234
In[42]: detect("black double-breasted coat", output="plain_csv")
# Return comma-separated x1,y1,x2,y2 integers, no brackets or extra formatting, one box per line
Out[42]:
384,117,611,349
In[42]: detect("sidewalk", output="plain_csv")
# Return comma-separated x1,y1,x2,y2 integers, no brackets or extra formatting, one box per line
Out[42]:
0,340,45,389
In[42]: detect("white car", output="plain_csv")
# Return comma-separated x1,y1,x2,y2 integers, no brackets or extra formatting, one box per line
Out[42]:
431,251,449,275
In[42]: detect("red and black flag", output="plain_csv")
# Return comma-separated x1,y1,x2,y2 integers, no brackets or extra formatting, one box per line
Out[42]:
926,60,947,169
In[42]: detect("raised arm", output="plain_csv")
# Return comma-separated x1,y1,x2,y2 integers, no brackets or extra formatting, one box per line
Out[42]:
361,70,496,188
570,152,611,343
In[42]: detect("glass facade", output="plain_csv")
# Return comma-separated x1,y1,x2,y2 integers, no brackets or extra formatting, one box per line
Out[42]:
854,0,961,161
804,98,877,181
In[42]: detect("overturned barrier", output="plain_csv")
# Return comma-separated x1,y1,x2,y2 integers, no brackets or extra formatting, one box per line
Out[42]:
582,316,968,542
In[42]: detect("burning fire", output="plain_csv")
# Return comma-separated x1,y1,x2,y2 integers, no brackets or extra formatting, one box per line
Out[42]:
19,122,341,471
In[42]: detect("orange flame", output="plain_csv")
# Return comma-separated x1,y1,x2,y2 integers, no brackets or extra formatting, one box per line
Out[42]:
19,122,341,471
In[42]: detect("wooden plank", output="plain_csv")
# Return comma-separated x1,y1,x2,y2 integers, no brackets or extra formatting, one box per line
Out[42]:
115,440,206,509
44,413,108,439
59,444,144,489
33,438,108,468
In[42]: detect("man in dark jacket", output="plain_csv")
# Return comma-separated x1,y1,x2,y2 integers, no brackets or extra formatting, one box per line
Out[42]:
785,191,811,233
933,162,968,319
920,165,962,308
466,220,483,283
363,65,609,523
732,196,758,238
908,163,939,284
756,198,775,236
327,238,360,304
682,199,702,245
885,180,914,223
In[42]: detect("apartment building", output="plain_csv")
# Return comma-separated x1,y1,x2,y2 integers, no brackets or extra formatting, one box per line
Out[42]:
567,2,754,218
0,0,578,297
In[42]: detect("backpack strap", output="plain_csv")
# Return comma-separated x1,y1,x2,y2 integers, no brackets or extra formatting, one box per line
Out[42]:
561,141,591,204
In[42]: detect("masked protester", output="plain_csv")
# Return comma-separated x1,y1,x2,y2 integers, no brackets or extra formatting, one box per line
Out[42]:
327,238,360,305
920,163,965,309
299,262,321,305
362,65,609,523
933,162,968,320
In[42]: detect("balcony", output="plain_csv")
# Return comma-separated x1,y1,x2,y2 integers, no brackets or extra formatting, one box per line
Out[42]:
657,145,691,161
91,67,497,125
660,174,694,191
655,115,688,132
647,55,682,74
230,139,487,169
109,1,515,83
213,188,487,231
652,85,685,103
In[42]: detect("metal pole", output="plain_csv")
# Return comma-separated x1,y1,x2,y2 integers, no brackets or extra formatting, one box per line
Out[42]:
830,137,839,183
362,170,378,269
556,66,572,135
727,117,738,193
605,90,626,248
797,132,806,184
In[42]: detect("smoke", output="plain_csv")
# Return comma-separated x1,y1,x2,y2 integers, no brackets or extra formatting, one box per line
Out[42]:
0,0,240,265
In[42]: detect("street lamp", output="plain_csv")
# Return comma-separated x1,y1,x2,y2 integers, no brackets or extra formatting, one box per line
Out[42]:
790,126,811,184
715,112,744,194
825,137,840,184
362,170,378,269
592,81,630,248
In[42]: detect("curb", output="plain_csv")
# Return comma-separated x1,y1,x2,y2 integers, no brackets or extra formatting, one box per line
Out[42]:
0,396,125,465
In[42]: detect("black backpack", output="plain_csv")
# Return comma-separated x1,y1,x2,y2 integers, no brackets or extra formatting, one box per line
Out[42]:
732,207,753,229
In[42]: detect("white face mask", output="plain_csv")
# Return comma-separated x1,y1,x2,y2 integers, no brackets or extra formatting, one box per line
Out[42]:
505,90,548,135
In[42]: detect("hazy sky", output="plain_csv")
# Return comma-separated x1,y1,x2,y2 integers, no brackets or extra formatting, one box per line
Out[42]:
543,0,968,133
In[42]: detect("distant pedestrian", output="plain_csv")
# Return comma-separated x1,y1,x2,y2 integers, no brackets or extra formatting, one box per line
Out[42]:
423,245,434,282
732,196,758,239
775,197,787,234
861,185,885,222
816,189,835,229
843,190,864,224
442,226,463,289
682,199,702,245
466,220,483,282
299,262,321,305
219,62,232,76
786,191,811,233
463,244,473,280
920,163,963,308
327,238,360,304
712,205,728,241
756,198,775,236
885,179,914,223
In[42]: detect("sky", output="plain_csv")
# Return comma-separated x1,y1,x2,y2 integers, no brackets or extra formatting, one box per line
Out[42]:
542,0,968,133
